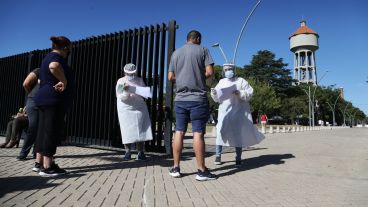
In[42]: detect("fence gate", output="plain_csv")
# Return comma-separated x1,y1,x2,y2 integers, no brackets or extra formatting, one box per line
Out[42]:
0,20,177,153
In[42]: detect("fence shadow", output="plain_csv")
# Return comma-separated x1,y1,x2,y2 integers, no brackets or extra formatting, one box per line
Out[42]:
64,154,174,174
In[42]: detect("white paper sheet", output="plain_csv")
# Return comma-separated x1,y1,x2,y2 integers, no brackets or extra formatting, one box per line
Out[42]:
128,86,152,98
216,84,237,102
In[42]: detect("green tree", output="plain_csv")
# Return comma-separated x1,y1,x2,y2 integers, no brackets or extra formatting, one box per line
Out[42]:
243,50,294,96
247,78,281,121
280,96,308,123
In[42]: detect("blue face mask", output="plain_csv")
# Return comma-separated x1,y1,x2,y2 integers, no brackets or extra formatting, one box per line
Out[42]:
126,74,135,80
224,70,234,79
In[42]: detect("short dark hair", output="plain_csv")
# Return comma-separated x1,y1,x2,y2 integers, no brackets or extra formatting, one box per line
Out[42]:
187,30,201,41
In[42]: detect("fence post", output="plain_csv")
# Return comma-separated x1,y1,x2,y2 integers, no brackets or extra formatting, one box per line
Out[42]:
164,20,177,155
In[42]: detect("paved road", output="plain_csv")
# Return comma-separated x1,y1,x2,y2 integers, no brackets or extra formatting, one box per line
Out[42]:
1,128,367,207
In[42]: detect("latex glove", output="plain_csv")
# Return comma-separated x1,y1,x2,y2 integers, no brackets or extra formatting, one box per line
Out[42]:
123,83,129,90
211,88,217,96
233,90,240,95
118,83,129,91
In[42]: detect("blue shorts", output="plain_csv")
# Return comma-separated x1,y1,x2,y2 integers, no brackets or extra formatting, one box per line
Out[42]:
175,101,209,133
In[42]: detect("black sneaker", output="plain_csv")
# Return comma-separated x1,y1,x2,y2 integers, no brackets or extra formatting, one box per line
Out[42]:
123,152,131,161
195,168,217,181
136,152,147,161
214,156,222,165
235,160,242,167
16,155,27,161
39,163,67,177
32,162,42,172
169,166,181,178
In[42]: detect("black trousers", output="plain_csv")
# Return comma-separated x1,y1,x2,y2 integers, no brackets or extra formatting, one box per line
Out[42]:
35,105,66,157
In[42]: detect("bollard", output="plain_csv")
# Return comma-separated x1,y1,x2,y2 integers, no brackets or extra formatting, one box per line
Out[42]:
212,126,216,137
292,126,296,132
269,126,274,134
282,126,286,133
261,125,266,134
296,126,300,132
276,126,280,133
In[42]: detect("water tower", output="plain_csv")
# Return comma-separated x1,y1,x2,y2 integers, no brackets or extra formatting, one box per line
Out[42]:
289,20,319,85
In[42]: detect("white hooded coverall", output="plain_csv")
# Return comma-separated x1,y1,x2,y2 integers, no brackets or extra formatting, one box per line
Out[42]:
116,76,153,144
211,77,265,147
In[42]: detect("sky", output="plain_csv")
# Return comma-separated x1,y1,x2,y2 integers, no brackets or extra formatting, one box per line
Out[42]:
1,0,367,115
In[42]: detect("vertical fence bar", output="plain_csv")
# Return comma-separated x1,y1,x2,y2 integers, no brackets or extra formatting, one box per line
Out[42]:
147,25,154,121
126,30,133,64
85,38,94,144
110,32,119,147
142,27,149,85
132,29,138,65
72,41,83,142
136,28,144,77
104,33,114,146
157,23,166,151
92,36,102,144
151,24,160,149
164,20,177,154
79,39,88,143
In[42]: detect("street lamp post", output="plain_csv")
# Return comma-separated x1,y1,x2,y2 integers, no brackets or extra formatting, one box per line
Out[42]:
212,0,262,65
346,108,357,127
311,70,329,127
326,95,340,126
232,0,262,65
212,43,229,63
343,102,350,126
302,86,312,127
352,110,358,126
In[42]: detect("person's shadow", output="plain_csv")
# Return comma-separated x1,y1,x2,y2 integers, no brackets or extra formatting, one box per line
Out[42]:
213,154,295,177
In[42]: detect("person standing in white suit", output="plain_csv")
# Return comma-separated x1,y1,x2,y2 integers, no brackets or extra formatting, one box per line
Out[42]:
116,63,153,161
210,64,265,166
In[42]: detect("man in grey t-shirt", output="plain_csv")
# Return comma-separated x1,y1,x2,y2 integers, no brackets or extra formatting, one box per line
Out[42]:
168,30,217,181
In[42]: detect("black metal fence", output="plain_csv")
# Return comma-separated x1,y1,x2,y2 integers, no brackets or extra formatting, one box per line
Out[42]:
0,20,177,153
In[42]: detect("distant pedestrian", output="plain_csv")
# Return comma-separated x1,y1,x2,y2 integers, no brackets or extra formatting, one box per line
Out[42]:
168,30,217,181
34,36,75,177
261,113,268,127
17,68,40,160
211,64,265,166
116,63,152,161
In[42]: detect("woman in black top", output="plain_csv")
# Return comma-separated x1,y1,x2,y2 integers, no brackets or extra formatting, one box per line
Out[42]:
33,36,75,177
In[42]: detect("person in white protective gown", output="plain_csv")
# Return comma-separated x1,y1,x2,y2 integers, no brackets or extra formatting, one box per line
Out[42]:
116,63,153,161
210,64,265,166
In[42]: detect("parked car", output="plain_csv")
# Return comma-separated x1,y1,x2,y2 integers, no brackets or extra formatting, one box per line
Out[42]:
295,115,310,126
267,116,291,125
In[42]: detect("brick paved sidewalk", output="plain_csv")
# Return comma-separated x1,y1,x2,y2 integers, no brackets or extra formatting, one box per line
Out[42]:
1,128,368,207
